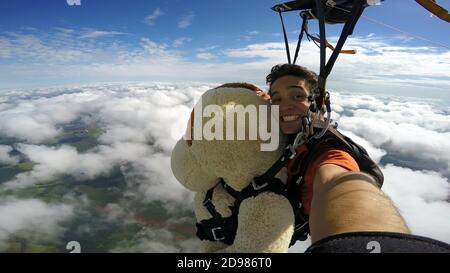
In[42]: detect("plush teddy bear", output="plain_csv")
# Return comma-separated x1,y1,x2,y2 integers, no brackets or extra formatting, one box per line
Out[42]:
171,83,294,253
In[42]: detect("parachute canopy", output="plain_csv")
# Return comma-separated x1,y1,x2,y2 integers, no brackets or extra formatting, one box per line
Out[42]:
271,0,381,24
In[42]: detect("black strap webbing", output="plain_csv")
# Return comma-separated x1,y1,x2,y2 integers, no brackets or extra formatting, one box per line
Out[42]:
293,13,309,64
323,0,365,78
315,0,366,108
203,187,222,219
252,146,295,189
279,10,292,64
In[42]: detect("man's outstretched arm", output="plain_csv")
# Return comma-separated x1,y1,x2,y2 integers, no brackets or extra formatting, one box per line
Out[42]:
309,164,410,243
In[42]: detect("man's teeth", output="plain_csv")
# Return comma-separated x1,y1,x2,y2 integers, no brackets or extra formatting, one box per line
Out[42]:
282,115,300,122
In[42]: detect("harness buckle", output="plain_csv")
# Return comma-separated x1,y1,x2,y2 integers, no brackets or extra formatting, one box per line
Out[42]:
252,179,269,191
211,227,225,241
288,145,297,159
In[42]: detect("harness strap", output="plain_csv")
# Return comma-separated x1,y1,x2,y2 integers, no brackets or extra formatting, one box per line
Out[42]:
203,187,222,219
319,0,364,108
293,13,309,64
251,145,297,190
239,177,287,202
196,216,237,245
323,0,365,78
196,183,238,244
197,176,290,245
220,178,240,199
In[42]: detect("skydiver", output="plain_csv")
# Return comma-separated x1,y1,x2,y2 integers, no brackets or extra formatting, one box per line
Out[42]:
267,63,450,252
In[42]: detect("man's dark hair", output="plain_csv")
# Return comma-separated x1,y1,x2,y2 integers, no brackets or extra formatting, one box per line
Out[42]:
266,64,318,93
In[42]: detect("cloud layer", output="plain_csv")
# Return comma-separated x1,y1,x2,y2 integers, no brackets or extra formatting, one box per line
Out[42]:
0,82,449,252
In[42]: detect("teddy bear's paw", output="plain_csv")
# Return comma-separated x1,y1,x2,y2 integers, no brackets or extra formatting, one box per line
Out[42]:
231,192,295,252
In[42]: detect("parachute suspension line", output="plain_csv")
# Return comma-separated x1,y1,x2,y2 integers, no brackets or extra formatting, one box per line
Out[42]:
324,0,365,79
272,1,368,140
332,4,450,50
310,0,366,110
361,15,450,50
293,13,309,65
314,0,327,110
278,10,292,64
311,0,366,140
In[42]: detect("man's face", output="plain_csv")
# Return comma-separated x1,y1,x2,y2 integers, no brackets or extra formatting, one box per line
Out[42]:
270,75,311,134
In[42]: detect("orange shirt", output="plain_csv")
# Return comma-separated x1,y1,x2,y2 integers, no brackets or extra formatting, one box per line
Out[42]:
288,145,360,215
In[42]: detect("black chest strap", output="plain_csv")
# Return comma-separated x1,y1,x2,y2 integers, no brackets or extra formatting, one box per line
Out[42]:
195,185,238,245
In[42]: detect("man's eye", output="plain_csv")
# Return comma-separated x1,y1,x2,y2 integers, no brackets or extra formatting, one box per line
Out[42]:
294,95,307,101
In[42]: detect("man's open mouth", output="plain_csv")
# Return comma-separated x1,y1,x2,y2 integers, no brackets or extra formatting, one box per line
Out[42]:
281,115,300,122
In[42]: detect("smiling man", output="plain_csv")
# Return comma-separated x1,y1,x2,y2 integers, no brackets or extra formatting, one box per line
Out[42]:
266,63,450,253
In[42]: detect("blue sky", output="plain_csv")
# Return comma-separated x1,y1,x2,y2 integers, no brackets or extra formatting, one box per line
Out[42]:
0,0,449,97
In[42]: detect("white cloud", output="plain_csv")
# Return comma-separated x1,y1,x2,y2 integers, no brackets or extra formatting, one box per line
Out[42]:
197,45,219,52
0,90,100,143
0,145,19,165
79,30,125,39
240,31,261,41
178,12,195,29
172,37,192,48
333,96,450,176
1,31,448,94
4,144,115,189
0,32,89,63
338,130,387,164
0,198,73,251
382,165,450,243
0,28,129,66
144,8,163,26
196,52,215,60
120,153,195,209
0,115,62,143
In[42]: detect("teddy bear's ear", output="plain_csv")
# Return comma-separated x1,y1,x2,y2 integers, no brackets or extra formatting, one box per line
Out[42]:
171,139,219,192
